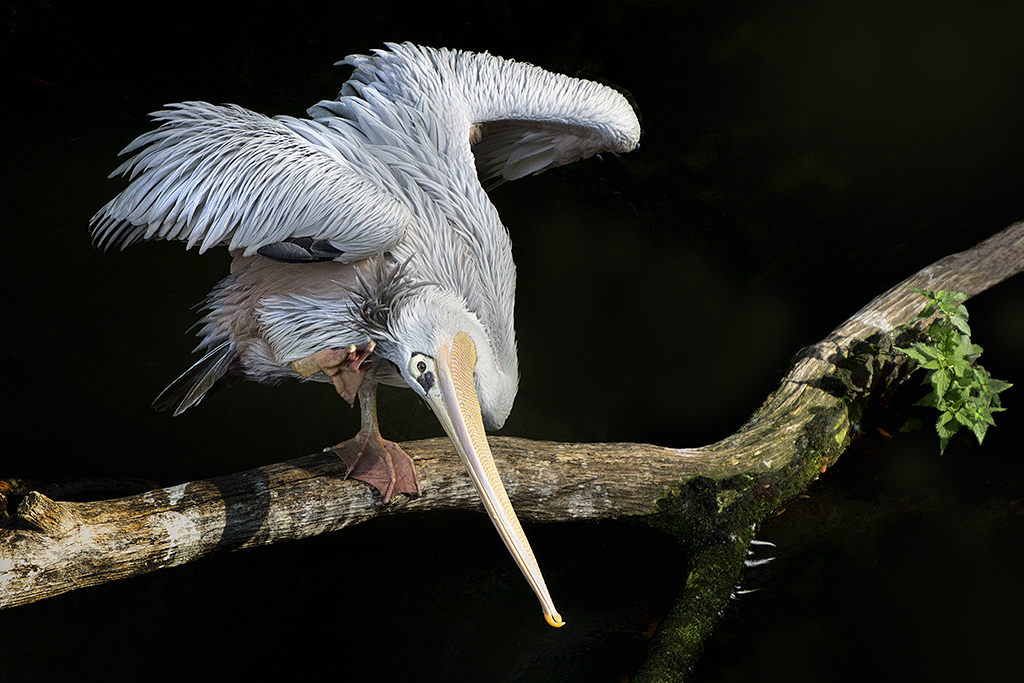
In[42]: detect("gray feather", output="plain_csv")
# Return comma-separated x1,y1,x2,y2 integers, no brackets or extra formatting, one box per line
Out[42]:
153,340,236,416
257,237,345,262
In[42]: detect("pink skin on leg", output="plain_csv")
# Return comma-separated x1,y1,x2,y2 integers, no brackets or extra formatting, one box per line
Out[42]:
292,343,421,502
291,342,375,404
329,429,421,502
329,381,422,501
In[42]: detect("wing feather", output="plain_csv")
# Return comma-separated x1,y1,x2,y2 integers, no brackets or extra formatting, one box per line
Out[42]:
91,102,412,262
335,43,641,183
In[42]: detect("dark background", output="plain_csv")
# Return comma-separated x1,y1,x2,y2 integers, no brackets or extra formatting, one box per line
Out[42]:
3,1,1022,681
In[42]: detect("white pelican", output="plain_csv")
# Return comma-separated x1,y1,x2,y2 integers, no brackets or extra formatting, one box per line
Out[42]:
92,42,641,627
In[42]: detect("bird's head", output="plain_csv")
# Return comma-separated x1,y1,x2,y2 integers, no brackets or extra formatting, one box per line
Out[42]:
383,288,516,429
362,285,562,627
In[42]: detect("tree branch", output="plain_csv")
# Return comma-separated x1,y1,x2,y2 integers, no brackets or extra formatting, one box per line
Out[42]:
3,223,1022,680
634,221,1023,681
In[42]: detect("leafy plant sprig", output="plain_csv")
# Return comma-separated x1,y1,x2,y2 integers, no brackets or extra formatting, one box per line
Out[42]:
896,287,1012,454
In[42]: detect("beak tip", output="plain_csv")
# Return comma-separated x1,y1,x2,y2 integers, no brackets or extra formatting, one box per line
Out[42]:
545,612,565,628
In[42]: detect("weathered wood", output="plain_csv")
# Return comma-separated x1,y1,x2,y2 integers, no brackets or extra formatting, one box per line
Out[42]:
633,221,1024,682
2,222,1022,679
0,438,694,609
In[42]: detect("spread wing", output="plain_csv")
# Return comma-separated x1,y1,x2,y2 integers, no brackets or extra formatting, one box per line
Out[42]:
324,42,642,183
91,102,412,262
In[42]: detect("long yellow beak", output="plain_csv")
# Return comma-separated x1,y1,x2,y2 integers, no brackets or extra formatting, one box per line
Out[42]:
427,331,563,628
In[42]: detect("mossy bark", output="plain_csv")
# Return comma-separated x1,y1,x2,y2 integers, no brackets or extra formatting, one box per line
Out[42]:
633,340,891,681
631,222,1023,681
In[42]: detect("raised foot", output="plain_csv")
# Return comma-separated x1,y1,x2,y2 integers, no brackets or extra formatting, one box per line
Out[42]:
329,431,422,502
291,342,375,404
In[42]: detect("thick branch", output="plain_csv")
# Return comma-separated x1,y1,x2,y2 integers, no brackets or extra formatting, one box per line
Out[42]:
0,439,687,609
2,223,1022,636
634,221,1024,681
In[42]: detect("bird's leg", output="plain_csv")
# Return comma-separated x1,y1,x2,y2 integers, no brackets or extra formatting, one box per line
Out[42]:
292,343,420,500
290,342,375,404
327,381,422,502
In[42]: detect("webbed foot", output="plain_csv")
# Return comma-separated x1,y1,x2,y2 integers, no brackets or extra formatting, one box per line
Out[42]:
329,430,421,502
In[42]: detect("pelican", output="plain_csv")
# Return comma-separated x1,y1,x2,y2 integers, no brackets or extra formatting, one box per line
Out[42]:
92,42,640,628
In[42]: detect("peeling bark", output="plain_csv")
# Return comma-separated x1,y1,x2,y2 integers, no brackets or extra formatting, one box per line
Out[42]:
2,222,1021,679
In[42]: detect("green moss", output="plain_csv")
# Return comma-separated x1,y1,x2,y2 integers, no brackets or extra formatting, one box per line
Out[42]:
715,488,741,513
635,393,860,680
635,509,756,682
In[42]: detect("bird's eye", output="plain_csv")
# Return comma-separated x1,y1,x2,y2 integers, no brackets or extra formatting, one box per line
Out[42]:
409,353,436,393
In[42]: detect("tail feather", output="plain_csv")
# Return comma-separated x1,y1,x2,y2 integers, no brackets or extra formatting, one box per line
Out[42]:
153,340,237,415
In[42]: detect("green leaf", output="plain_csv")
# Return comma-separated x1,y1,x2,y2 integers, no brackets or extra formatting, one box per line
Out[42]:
897,344,937,366
970,419,990,445
950,358,972,378
949,313,971,336
955,334,976,360
916,303,937,321
953,406,974,428
935,411,960,440
936,330,960,359
931,368,951,398
986,377,1013,396
937,289,967,309
901,285,1011,454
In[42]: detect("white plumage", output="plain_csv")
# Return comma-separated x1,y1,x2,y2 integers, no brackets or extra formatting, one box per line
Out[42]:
92,42,640,627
